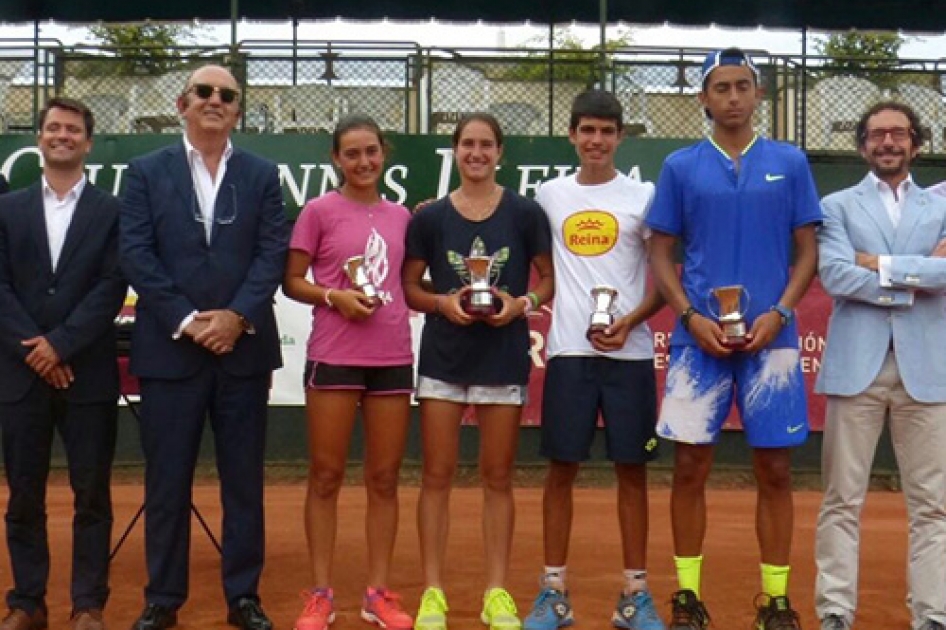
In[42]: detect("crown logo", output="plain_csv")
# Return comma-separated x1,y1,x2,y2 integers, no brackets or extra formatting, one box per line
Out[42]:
575,218,604,231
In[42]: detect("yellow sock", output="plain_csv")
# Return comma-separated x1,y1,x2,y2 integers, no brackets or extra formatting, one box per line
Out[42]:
674,556,703,598
761,563,790,597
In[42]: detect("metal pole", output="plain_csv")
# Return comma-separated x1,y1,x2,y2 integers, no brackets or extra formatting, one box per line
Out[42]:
33,19,40,131
292,17,299,86
230,0,239,54
800,26,808,149
548,21,554,135
599,0,607,88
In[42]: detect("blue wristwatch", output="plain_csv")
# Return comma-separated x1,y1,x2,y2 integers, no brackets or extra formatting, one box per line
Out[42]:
771,304,793,327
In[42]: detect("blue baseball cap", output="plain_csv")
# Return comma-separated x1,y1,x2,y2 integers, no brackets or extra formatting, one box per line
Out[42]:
700,48,760,89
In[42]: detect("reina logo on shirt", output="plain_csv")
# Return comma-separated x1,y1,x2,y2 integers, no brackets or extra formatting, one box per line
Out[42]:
563,210,618,256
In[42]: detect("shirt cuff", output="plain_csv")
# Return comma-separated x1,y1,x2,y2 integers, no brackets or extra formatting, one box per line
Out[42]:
877,255,893,287
173,311,198,339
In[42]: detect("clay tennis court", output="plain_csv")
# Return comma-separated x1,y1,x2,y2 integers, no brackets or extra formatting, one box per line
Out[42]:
1,479,910,629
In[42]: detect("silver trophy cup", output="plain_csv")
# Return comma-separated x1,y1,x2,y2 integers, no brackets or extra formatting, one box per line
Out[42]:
462,255,496,316
343,255,381,306
707,285,750,349
587,285,619,339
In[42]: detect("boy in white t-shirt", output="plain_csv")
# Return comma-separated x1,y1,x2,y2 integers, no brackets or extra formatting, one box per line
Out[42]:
524,89,666,630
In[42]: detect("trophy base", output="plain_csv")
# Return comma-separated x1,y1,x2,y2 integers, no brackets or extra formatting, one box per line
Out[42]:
359,287,380,304
461,293,497,317
586,323,609,340
463,305,497,317
721,321,748,350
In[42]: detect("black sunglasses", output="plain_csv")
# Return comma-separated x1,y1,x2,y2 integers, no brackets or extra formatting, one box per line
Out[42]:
186,83,239,104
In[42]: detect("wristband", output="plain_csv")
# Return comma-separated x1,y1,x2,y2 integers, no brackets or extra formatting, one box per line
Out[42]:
324,288,335,309
527,291,540,309
680,306,697,331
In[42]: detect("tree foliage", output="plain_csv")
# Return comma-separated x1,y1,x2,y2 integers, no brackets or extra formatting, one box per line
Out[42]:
815,31,902,73
495,27,633,86
812,31,936,89
70,22,199,77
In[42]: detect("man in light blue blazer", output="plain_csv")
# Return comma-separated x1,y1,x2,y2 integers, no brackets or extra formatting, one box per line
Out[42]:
814,101,946,630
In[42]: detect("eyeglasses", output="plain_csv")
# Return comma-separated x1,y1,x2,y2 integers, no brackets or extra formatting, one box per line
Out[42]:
193,184,238,227
864,127,911,143
186,83,240,104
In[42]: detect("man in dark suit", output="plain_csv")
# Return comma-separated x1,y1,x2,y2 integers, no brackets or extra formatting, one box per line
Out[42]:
0,97,125,630
119,64,288,630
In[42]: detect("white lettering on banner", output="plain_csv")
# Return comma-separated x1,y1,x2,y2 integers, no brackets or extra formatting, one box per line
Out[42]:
83,163,128,195
383,165,409,204
109,164,128,196
800,356,821,373
653,331,668,349
518,165,550,197
552,165,572,179
529,330,545,368
627,165,642,181
1,146,40,180
86,163,103,185
277,164,322,208
802,333,820,353
315,165,338,197
435,148,454,197
5,146,644,205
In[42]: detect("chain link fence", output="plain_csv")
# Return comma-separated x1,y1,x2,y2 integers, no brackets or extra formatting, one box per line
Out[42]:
3,39,946,152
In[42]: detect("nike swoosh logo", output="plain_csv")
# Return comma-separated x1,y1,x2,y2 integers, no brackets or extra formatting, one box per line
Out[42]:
787,424,804,434
765,174,785,182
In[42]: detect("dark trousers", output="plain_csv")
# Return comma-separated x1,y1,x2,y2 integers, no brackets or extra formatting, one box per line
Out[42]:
0,381,117,614
138,365,269,609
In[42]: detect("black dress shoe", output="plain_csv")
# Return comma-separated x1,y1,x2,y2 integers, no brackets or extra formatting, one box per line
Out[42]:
227,598,273,630
130,604,177,630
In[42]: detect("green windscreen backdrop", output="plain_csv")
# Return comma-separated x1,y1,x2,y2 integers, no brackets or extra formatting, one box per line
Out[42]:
4,134,946,217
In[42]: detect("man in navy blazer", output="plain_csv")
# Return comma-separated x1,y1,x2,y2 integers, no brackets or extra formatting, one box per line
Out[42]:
120,65,288,630
815,101,946,630
0,98,126,630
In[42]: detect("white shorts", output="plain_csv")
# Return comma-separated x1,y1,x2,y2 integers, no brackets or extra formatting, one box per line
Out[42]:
415,375,528,406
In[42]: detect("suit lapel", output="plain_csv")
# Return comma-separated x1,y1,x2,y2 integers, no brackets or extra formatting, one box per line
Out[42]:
26,183,55,274
164,143,195,207
853,176,895,252
54,184,98,276
893,184,928,253
163,143,206,242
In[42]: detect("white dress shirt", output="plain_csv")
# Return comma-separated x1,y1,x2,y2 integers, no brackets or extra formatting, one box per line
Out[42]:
183,135,233,243
871,172,914,300
174,137,234,338
869,171,910,229
42,175,86,272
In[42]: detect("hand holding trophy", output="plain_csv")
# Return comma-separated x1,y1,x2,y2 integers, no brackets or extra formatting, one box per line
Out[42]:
587,285,619,340
343,255,381,308
707,285,750,349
